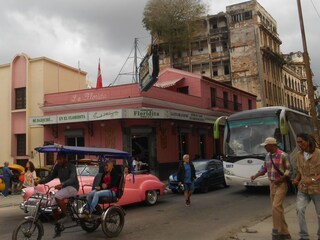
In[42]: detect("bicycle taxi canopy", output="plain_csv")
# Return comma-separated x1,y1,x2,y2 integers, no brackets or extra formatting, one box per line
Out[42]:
35,144,131,159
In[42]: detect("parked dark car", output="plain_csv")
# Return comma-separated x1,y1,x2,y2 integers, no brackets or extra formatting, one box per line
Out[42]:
168,159,228,193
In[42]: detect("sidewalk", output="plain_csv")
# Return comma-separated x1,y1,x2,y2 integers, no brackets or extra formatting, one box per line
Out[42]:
228,203,318,240
0,193,22,208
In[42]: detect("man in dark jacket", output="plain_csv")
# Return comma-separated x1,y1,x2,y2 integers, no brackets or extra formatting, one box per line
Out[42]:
177,154,196,206
38,153,79,225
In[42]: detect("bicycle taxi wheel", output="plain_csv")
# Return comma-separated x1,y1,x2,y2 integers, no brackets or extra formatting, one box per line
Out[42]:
12,219,43,240
101,206,125,237
80,205,103,232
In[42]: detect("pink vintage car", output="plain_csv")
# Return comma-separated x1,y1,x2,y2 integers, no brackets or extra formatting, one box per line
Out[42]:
20,164,166,214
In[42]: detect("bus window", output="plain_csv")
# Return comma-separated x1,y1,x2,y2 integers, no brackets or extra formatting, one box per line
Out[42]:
225,117,278,156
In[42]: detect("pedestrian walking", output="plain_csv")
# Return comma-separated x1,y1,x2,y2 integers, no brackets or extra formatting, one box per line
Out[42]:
177,154,196,206
2,161,13,197
251,137,292,240
292,133,320,240
22,161,37,188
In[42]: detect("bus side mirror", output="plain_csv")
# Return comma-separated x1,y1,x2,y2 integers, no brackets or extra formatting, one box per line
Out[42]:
214,116,227,139
279,110,288,135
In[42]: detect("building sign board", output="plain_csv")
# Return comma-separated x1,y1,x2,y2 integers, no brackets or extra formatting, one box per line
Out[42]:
57,112,88,123
124,108,168,119
29,116,57,125
29,108,216,125
70,92,108,103
88,109,122,121
170,110,191,121
139,45,160,92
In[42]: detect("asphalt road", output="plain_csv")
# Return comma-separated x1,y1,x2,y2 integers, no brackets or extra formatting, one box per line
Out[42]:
1,185,296,240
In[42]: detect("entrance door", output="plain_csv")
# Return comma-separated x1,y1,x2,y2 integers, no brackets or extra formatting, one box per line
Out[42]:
132,135,149,169
128,128,156,175
65,129,84,161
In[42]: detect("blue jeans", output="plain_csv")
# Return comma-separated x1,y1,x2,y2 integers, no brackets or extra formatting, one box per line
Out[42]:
86,189,115,214
296,191,320,239
3,177,10,196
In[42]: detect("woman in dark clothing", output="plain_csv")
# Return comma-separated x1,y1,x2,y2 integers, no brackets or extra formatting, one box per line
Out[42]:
177,154,196,206
86,161,120,216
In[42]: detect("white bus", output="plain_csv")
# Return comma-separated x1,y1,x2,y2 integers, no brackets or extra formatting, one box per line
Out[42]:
214,106,313,188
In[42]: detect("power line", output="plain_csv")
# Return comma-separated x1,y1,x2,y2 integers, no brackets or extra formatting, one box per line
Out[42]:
310,0,320,18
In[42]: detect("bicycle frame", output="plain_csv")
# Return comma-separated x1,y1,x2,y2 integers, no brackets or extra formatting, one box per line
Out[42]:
13,144,130,240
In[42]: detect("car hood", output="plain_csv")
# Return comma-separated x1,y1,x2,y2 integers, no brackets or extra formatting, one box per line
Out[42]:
169,169,206,180
22,175,94,200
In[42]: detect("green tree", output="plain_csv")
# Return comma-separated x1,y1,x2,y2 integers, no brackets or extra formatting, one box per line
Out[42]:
142,0,206,66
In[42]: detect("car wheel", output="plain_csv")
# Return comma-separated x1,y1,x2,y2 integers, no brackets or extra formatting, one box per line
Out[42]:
145,190,158,205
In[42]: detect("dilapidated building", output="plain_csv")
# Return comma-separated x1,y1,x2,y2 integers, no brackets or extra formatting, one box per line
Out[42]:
157,0,309,110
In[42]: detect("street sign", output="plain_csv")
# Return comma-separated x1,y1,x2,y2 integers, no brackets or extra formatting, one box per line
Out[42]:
139,45,159,91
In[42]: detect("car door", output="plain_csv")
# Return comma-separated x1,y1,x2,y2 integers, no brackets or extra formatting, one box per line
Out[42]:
213,161,224,185
206,161,217,186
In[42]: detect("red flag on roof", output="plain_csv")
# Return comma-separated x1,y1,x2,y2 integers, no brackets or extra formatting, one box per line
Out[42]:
96,60,103,88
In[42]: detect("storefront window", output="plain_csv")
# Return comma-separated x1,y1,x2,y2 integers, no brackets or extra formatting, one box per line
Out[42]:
178,132,188,160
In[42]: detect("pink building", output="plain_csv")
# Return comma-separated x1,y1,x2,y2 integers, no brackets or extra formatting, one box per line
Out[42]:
0,54,87,167
31,68,256,179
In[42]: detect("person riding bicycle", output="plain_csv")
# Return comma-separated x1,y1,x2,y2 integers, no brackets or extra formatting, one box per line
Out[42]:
84,161,120,218
37,153,79,230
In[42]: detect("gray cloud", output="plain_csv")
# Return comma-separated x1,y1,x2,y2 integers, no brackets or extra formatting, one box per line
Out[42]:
0,0,319,87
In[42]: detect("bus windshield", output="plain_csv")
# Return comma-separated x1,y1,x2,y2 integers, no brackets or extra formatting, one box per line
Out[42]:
225,117,278,157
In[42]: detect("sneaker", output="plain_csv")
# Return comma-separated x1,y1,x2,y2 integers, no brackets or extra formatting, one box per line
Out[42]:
80,209,92,219
185,199,190,206
53,223,62,238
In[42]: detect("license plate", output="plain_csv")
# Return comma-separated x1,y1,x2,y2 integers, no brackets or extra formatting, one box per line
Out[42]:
244,181,258,186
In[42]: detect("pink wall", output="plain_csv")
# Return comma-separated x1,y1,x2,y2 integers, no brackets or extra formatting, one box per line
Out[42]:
44,120,123,150
12,112,26,133
12,56,27,88
44,68,256,115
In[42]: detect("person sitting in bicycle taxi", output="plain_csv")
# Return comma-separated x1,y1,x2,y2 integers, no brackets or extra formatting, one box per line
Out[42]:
84,160,120,219
36,153,79,225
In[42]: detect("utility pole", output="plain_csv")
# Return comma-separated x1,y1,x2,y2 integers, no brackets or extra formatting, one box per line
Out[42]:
296,0,320,142
134,38,138,83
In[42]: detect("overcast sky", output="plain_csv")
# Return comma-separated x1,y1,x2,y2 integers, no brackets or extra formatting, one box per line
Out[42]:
0,0,319,87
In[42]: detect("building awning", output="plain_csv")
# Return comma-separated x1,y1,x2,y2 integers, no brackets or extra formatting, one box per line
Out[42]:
154,78,184,88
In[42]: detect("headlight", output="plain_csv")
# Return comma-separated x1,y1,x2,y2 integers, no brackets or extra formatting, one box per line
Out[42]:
224,169,234,176
196,173,203,179
169,175,174,181
49,190,56,199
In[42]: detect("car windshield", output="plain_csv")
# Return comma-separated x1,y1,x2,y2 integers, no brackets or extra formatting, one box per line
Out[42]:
76,165,99,176
193,161,208,171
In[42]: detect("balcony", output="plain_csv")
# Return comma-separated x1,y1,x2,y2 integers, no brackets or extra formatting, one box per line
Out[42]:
211,97,242,112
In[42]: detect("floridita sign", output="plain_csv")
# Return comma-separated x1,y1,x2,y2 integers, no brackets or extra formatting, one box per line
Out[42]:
29,108,216,125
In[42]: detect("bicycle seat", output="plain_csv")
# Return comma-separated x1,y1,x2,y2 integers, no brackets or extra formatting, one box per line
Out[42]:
98,196,118,204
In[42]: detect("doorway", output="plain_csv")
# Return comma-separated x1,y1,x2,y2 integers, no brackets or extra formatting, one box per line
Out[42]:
65,129,84,161
132,135,149,171
125,127,156,175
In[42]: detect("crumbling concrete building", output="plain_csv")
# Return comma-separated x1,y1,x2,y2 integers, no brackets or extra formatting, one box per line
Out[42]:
157,0,308,110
